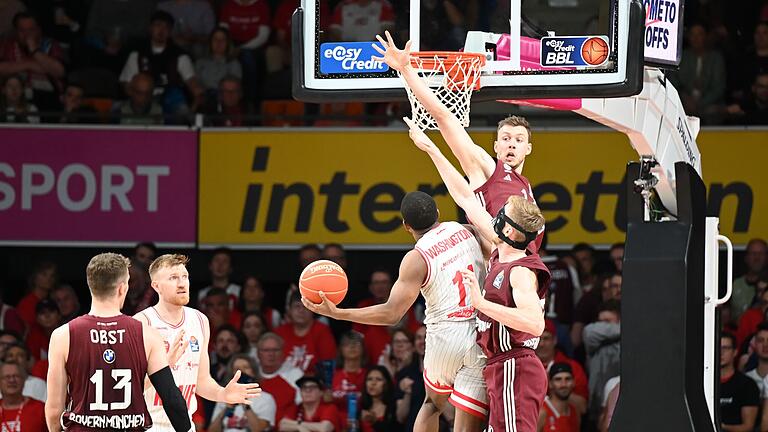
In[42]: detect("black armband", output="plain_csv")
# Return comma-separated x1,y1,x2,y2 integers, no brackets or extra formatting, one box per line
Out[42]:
149,366,192,432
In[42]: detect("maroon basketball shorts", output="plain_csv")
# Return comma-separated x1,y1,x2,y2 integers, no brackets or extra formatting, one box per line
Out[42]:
483,352,548,432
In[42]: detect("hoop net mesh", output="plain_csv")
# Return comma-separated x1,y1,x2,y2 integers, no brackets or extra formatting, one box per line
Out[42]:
401,52,486,130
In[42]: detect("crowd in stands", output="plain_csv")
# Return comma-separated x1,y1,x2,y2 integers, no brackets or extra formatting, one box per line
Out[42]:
0,0,764,127
1,237,765,431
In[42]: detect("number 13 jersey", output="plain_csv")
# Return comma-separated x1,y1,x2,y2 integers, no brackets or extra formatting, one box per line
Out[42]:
415,222,487,325
63,314,152,431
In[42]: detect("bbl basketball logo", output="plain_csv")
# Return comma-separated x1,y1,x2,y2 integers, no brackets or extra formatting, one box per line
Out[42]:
103,349,116,364
540,36,610,67
189,336,200,352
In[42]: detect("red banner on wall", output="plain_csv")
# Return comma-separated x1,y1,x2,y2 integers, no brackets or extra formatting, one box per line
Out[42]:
0,128,197,246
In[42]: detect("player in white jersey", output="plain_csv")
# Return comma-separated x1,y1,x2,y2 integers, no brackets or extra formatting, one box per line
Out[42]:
304,191,490,432
134,254,261,431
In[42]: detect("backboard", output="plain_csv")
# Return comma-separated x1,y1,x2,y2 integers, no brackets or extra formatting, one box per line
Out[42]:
293,0,645,102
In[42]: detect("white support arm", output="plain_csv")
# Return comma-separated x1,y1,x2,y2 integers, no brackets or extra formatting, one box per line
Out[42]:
498,67,701,214
575,67,702,215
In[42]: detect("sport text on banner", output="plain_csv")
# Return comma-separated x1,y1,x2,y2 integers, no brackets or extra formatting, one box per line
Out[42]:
0,128,197,246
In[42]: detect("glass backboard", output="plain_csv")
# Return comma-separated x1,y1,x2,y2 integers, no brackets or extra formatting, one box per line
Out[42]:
293,0,645,102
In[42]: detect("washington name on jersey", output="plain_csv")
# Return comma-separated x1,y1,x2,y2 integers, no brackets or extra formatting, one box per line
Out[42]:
415,222,487,325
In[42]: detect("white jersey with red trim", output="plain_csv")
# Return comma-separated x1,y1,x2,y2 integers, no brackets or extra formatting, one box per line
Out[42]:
139,306,205,430
415,222,486,325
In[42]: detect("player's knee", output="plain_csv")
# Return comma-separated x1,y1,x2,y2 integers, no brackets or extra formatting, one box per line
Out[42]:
423,393,447,411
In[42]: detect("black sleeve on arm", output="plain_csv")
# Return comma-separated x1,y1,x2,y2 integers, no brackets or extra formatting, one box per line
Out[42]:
149,366,192,432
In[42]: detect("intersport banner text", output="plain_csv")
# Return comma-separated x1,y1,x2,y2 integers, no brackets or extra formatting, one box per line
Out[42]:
198,129,763,248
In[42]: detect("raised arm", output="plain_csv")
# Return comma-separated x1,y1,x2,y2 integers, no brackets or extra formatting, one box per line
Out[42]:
45,324,69,432
302,249,424,326
405,117,497,245
373,31,495,186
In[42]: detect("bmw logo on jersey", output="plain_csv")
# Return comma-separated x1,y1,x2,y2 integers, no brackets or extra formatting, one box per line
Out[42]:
103,349,116,364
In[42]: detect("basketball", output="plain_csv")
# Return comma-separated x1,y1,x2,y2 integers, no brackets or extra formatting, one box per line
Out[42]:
581,37,609,66
299,260,348,305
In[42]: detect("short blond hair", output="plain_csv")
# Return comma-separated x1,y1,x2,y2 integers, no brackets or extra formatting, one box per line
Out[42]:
149,254,190,279
497,115,532,141
87,253,130,299
505,195,544,234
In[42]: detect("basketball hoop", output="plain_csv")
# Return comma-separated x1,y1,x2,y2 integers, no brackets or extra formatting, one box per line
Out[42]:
403,51,486,130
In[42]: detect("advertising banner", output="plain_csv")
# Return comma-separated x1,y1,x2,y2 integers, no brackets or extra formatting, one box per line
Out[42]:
0,128,197,246
199,129,765,248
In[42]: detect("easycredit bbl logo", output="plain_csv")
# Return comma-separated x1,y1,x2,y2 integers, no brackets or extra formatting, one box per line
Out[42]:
540,36,610,67
320,42,389,74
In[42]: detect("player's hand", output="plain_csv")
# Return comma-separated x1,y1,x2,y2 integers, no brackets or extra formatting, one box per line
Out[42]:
167,330,187,367
403,117,437,153
222,370,262,404
460,268,485,310
301,291,338,318
371,30,412,72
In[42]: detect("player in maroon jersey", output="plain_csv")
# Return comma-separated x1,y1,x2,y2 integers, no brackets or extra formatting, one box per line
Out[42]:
407,118,551,432
45,253,194,432
372,31,543,253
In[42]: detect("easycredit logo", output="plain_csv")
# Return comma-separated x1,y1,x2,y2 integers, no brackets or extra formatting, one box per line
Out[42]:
320,42,389,74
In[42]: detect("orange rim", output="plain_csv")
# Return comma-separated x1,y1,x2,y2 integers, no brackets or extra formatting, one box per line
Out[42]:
409,51,486,91
410,51,487,69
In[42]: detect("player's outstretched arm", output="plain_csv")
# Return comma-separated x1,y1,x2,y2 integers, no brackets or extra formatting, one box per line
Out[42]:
195,313,262,404
144,323,194,432
405,117,497,245
303,249,424,326
461,267,545,336
372,31,495,186
45,324,69,432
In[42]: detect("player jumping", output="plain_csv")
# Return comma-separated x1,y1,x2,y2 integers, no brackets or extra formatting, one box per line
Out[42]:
45,253,192,432
134,254,262,431
372,31,544,252
407,117,551,432
304,191,490,432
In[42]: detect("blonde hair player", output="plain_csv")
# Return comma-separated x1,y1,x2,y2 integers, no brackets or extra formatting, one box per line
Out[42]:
406,118,552,432
134,254,261,431
372,31,544,253
45,253,192,432
304,190,490,432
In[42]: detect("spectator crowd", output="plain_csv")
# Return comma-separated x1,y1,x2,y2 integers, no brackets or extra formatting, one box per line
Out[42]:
1,236,765,431
0,0,765,127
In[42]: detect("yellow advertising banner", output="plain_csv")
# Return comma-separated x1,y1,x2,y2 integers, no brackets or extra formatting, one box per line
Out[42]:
198,129,766,248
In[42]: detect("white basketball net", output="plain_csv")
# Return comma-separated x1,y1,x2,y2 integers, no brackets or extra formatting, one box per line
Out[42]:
401,52,485,130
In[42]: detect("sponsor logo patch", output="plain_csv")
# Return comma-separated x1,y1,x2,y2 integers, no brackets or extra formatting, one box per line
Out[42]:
320,42,389,74
540,36,610,67
103,349,115,364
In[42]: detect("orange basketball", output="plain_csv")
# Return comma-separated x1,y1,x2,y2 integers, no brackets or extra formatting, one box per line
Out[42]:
299,260,348,305
581,37,609,66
